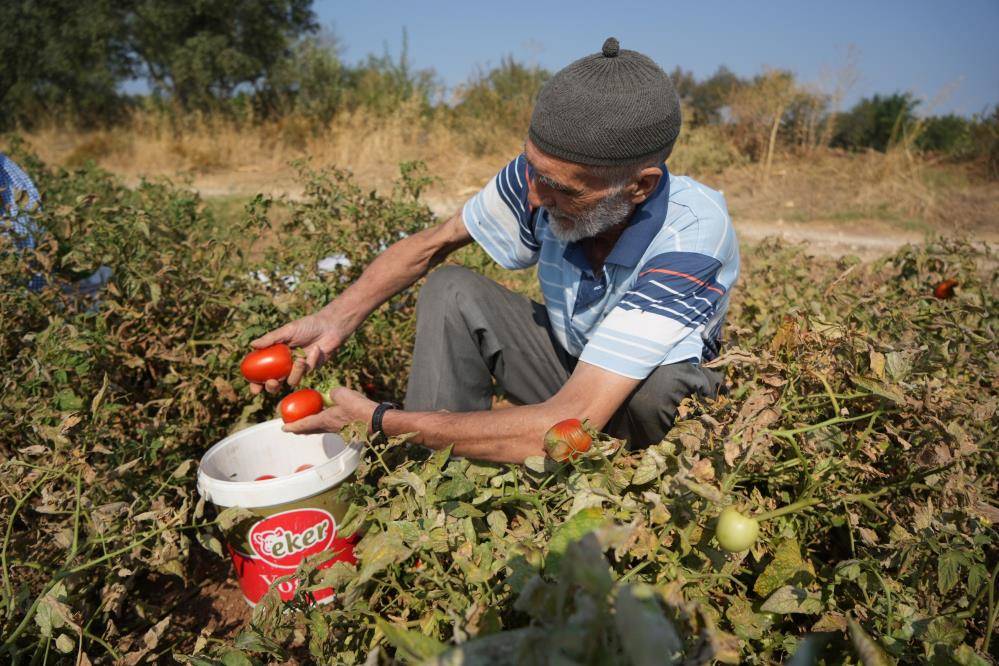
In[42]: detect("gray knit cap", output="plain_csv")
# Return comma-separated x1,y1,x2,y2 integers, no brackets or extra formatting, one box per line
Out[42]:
528,37,681,166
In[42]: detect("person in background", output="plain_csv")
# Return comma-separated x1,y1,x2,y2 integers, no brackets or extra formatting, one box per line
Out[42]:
1,152,114,299
0,152,46,291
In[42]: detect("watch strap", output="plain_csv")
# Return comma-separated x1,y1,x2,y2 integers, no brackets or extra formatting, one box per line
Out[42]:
371,401,399,439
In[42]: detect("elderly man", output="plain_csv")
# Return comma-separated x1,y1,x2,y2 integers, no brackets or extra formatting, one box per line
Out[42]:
252,38,739,463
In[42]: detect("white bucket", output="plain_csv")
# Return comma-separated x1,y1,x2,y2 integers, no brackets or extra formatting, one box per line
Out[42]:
197,418,362,606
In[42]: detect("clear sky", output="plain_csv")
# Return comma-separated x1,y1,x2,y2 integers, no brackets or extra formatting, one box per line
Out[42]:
314,0,999,117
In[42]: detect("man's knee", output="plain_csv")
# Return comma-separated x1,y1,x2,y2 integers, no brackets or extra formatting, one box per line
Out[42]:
612,363,722,445
638,363,720,412
417,265,482,320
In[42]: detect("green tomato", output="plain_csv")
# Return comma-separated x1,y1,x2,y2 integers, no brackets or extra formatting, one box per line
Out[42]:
716,506,760,552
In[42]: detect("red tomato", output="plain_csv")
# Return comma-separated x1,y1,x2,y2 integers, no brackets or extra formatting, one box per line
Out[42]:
240,344,293,383
544,418,593,461
933,279,958,299
279,389,324,423
294,464,314,473
254,474,276,481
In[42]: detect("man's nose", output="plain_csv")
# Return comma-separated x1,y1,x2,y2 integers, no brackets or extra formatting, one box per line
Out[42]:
527,178,553,209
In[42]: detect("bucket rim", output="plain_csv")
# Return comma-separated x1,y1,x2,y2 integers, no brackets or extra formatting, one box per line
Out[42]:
196,418,362,509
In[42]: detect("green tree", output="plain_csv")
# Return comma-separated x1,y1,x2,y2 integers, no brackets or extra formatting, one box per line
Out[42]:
670,66,744,126
0,0,133,129
130,0,317,111
832,92,919,152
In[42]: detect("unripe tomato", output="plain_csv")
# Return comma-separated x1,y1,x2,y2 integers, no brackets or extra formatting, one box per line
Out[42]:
294,463,314,473
254,474,276,481
279,389,324,423
932,279,958,299
544,418,592,461
240,344,293,383
715,506,760,552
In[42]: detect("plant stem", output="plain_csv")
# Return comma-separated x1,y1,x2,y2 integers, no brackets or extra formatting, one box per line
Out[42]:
770,410,882,438
2,473,53,623
755,497,823,522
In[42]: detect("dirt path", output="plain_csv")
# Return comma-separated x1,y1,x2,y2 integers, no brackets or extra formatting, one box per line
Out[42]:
184,180,999,260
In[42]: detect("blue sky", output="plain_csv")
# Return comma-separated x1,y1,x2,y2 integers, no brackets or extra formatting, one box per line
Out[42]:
314,0,999,117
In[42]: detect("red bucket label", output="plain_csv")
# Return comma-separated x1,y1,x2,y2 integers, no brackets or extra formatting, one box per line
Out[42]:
249,508,337,569
229,507,357,605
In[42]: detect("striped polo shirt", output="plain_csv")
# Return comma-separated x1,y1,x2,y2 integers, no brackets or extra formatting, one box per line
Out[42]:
462,154,739,380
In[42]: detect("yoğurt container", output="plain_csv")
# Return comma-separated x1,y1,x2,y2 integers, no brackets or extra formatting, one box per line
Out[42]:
197,418,361,606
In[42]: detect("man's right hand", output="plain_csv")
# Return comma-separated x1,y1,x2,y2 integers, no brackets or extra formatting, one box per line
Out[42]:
249,311,347,394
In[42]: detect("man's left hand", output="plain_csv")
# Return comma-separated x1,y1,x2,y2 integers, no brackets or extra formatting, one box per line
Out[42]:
281,387,378,435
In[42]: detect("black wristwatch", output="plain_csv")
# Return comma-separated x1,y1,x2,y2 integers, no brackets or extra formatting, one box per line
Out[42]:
370,401,400,441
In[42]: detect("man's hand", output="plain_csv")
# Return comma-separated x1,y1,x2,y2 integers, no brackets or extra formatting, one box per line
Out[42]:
249,311,347,394
281,387,378,435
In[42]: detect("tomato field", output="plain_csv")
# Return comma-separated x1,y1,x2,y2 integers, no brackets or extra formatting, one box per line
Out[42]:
1,152,996,664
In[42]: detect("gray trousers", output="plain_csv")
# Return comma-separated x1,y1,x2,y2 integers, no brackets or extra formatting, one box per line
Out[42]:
404,265,722,447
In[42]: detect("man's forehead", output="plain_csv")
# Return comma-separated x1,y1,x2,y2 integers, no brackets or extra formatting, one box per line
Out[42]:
524,139,595,188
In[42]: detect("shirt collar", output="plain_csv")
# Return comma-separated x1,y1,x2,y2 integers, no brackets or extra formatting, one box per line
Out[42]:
561,165,671,272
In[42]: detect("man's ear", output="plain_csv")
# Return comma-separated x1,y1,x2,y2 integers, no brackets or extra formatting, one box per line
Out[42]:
627,167,663,204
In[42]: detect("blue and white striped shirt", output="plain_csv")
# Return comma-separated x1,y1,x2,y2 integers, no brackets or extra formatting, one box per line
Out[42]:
462,154,739,380
1,154,45,291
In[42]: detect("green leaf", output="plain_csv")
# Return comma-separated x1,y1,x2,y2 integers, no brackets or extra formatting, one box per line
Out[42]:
54,633,75,654
376,618,447,662
614,586,682,665
754,538,813,597
760,585,823,615
851,376,905,404
426,628,543,666
355,529,413,584
937,550,965,595
544,507,606,576
55,389,84,411
220,649,255,666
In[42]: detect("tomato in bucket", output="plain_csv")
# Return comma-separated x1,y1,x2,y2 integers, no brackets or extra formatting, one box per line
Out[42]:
196,419,362,606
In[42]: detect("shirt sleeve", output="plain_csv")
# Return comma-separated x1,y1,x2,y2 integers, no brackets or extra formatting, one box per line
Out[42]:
461,154,540,269
578,251,727,379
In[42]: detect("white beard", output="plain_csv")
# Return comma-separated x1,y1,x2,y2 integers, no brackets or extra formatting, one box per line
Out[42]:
546,190,633,243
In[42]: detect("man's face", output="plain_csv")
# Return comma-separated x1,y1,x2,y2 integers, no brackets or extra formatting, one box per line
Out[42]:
524,139,634,243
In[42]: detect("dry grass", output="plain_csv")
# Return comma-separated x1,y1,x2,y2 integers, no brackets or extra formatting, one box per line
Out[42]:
13,110,999,243
20,105,517,198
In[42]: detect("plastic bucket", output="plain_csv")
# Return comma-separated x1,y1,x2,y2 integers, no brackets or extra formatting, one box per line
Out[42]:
197,418,362,606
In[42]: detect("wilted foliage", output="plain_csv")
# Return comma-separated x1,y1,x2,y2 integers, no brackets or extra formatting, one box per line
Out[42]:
1,155,995,664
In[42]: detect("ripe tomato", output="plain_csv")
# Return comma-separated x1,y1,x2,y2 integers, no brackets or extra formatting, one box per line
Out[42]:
254,474,277,481
294,463,314,473
544,418,592,461
240,344,293,383
715,506,760,552
279,388,324,423
933,278,958,299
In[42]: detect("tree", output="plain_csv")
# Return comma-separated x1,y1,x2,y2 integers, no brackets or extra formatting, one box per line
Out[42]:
0,0,133,129
832,93,919,152
129,0,317,111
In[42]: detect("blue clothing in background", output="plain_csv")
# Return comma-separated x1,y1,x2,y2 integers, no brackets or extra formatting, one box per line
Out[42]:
1,153,46,290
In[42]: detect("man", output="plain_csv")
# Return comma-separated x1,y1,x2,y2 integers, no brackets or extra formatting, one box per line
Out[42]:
251,38,739,463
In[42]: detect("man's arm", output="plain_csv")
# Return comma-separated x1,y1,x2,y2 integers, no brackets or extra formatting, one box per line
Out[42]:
319,209,472,335
288,361,641,464
251,210,472,391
